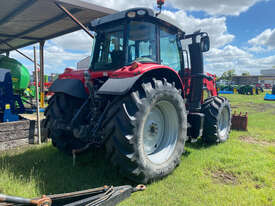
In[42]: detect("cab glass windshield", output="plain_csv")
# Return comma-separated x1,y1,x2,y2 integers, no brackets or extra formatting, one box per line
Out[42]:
127,21,157,64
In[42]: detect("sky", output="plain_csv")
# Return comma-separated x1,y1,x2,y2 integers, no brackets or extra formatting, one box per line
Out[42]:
9,0,275,76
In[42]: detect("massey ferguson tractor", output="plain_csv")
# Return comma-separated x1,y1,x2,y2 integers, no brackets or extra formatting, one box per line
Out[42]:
43,1,231,183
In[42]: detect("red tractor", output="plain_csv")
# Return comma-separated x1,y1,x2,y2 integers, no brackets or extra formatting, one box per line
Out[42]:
43,5,231,183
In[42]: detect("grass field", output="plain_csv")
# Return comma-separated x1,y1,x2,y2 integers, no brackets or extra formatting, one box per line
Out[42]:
0,92,274,206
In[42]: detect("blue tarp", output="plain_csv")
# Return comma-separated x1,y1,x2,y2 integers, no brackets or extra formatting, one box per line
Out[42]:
219,91,234,94
264,93,275,101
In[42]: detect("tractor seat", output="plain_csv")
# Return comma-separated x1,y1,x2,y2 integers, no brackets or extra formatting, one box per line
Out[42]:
111,50,124,67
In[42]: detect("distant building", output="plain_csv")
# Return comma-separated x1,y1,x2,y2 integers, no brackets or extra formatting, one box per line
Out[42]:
232,69,275,85
232,75,275,85
260,69,275,76
77,56,90,70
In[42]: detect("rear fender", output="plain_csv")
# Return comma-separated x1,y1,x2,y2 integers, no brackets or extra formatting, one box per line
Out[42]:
49,79,88,99
97,68,183,95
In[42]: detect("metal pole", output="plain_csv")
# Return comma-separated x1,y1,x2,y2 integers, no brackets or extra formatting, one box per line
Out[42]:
34,46,41,145
55,2,94,39
39,41,45,108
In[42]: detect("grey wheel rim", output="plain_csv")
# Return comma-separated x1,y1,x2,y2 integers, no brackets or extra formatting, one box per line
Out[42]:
143,100,179,164
218,106,230,139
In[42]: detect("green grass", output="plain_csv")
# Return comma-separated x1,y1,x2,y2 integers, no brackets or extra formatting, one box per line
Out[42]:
0,92,275,205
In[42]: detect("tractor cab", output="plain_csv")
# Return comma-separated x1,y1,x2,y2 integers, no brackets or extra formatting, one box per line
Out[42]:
89,8,208,73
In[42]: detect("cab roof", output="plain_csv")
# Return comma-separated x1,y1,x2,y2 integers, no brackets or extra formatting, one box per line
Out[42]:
90,8,185,34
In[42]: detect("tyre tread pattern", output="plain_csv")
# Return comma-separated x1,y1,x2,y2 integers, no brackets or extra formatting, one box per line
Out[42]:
201,96,231,143
43,93,86,154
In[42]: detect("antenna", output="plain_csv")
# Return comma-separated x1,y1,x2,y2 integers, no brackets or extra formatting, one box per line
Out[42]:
156,0,165,16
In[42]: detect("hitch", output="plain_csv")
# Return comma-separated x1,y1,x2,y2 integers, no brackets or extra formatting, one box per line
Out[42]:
0,185,146,206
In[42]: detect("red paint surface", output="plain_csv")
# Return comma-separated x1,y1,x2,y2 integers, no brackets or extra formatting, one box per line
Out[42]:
57,63,217,100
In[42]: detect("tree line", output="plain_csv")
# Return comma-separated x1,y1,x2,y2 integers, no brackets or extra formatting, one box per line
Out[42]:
218,69,250,81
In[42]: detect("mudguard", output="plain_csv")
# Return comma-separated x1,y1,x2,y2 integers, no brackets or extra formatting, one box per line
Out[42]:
49,79,88,99
97,75,140,95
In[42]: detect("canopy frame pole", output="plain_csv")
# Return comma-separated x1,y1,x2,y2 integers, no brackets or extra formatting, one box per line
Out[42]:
34,46,41,145
55,2,94,39
0,40,40,66
39,40,45,108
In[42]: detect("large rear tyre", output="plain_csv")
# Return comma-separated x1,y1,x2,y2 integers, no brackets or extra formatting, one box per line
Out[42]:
202,96,231,144
43,93,86,154
102,79,187,183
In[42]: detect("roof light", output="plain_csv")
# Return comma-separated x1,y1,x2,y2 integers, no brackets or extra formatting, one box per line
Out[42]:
137,10,146,16
127,11,136,18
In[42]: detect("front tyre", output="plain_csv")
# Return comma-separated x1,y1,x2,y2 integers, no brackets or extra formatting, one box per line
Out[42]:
202,96,231,143
103,79,187,183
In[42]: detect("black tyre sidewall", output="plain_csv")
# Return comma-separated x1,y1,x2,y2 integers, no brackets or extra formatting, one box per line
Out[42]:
44,93,86,154
202,96,231,143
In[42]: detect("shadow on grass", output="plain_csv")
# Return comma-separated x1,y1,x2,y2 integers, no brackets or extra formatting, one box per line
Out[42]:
185,138,215,150
0,144,131,196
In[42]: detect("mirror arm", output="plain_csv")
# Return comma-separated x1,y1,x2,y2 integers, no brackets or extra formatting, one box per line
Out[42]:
182,32,208,40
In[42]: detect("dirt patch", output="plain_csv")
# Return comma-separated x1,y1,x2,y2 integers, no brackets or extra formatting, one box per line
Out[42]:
244,102,275,113
210,169,238,185
19,113,45,120
239,136,275,146
255,184,264,189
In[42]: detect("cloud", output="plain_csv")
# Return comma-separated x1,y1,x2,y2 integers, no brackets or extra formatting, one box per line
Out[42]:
84,0,266,16
163,10,234,48
246,45,266,53
83,0,155,11
248,28,275,50
170,0,266,16
204,45,275,75
51,30,94,52
9,43,89,74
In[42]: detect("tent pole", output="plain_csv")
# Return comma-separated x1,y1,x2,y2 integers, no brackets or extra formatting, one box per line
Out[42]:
34,46,41,145
39,40,45,108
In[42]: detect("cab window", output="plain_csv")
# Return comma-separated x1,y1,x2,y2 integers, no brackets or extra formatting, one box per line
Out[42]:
159,27,181,71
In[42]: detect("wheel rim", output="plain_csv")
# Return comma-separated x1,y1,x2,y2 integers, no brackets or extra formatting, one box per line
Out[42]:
218,106,230,138
143,100,179,164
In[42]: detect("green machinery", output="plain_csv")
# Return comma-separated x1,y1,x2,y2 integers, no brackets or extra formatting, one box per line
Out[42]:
0,55,30,94
0,55,31,121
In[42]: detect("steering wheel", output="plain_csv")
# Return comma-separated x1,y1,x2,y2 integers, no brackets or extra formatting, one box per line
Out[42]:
135,56,155,63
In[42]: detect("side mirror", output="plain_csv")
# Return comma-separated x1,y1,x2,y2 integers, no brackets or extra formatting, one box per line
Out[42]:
200,36,210,52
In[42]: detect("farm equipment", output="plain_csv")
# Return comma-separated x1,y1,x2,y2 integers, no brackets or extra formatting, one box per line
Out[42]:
264,85,275,101
0,55,33,121
0,55,30,94
0,68,25,122
43,1,232,183
237,85,263,95
26,82,54,104
231,112,248,131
